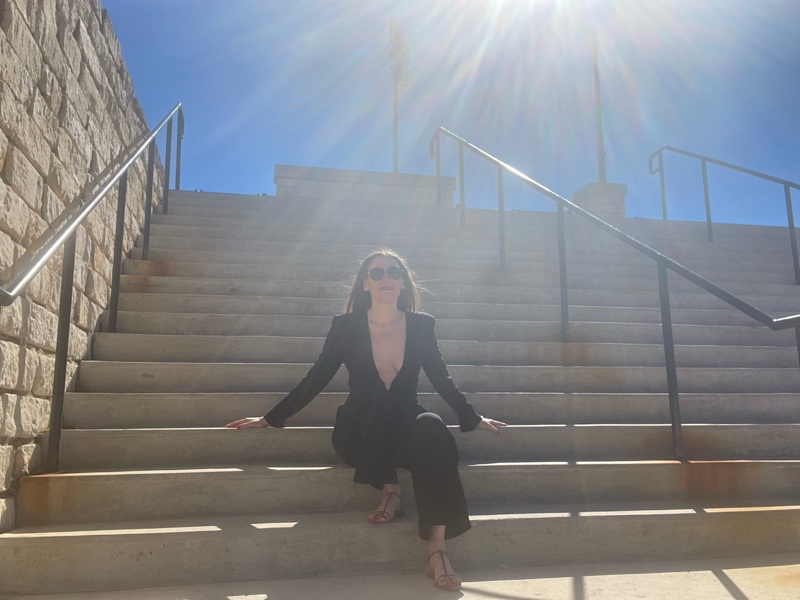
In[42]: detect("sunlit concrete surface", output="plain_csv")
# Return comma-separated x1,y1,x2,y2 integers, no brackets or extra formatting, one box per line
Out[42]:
5,553,800,600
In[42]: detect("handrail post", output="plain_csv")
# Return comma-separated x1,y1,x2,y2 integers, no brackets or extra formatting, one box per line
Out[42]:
107,173,128,333
163,117,173,214
795,326,800,369
557,202,569,342
658,151,668,220
784,184,800,285
46,232,77,473
702,160,713,243
458,143,465,229
497,165,506,270
176,109,184,191
435,133,442,207
657,261,686,460
142,141,156,260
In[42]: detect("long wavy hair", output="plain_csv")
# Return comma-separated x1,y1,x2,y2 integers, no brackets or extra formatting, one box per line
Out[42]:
345,249,421,314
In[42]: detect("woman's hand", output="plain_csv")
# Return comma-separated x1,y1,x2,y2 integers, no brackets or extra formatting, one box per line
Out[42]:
476,417,507,435
225,416,269,429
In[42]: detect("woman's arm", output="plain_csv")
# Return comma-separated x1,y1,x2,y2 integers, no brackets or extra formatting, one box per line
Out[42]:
225,314,347,429
420,314,484,432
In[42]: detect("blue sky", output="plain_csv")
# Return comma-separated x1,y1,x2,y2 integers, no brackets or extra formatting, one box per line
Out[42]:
103,0,800,225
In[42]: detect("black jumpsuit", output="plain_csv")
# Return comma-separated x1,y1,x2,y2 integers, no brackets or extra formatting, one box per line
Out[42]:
265,310,482,539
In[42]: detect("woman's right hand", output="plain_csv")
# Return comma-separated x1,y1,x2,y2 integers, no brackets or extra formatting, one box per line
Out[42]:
225,416,269,429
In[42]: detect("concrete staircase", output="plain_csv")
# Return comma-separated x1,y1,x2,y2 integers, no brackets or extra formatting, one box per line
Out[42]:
3,183,800,595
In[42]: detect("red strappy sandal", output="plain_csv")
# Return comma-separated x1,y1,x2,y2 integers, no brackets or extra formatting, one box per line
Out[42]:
367,491,406,524
426,549,462,591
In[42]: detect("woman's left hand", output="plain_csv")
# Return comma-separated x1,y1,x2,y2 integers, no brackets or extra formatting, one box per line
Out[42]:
476,417,507,435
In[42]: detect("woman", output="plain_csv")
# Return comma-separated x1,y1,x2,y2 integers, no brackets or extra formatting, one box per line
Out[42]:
226,249,506,591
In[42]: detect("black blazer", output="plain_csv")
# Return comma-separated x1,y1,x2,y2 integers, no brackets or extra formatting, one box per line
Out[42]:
265,311,482,480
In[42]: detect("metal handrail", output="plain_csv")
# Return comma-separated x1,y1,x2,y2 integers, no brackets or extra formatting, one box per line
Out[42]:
432,126,800,460
0,103,184,305
648,145,800,283
0,102,185,472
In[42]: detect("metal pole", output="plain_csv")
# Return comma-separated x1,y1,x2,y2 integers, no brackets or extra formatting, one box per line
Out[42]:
46,232,77,473
702,160,713,243
592,29,607,184
784,184,800,285
657,261,686,460
176,109,184,191
163,117,173,215
435,134,442,207
393,77,399,174
557,203,569,342
796,326,800,370
142,142,156,260
659,152,668,220
107,173,128,334
497,166,506,270
458,143,465,229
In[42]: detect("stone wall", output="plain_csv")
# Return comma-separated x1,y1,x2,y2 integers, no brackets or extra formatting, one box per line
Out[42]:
0,0,163,531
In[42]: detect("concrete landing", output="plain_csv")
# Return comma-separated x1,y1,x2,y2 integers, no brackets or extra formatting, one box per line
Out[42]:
5,554,800,600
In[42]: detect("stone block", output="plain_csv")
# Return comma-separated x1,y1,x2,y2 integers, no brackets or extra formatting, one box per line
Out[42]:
0,291,23,337
55,128,88,177
85,267,108,306
91,243,111,281
20,344,36,392
25,264,58,311
0,223,16,273
71,288,88,329
26,301,56,351
3,144,43,208
22,207,48,246
30,87,58,147
0,83,52,174
0,443,12,491
32,354,53,396
0,32,35,106
0,127,6,171
1,392,49,437
69,322,90,358
56,15,81,75
42,185,65,223
0,0,42,88
47,157,80,202
0,497,14,533
0,339,20,390
14,440,41,478
73,18,102,85
0,181,33,242
38,64,63,116
58,97,91,160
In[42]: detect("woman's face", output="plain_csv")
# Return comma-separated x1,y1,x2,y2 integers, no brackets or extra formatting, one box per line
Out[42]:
363,255,405,305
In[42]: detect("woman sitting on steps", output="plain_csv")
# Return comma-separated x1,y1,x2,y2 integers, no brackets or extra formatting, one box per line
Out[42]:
226,249,507,591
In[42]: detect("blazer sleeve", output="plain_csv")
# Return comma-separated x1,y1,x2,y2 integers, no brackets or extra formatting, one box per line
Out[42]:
420,314,483,432
265,314,347,427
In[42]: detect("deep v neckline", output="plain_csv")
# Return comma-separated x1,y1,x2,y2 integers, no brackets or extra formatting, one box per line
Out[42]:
365,310,409,392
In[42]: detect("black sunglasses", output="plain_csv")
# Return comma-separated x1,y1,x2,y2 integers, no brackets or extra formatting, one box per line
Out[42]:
368,266,405,281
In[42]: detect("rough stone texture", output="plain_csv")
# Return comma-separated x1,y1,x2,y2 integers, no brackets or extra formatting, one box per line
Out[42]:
0,0,166,532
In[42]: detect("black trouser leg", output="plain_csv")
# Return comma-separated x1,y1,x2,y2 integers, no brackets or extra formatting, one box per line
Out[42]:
408,412,471,540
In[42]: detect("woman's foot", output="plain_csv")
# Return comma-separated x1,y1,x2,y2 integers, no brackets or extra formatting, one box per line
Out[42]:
426,549,462,591
368,490,405,524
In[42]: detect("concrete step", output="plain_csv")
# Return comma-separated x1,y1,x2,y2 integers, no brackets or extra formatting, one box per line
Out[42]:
116,275,800,313
129,245,797,278
114,294,772,327
5,555,800,600
62,391,800,429
57,424,800,470
121,259,797,288
74,360,800,394
18,460,800,526
91,333,800,368
4,502,800,594
97,313,790,346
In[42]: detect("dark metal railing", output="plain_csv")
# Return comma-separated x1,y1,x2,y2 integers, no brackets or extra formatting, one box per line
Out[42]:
649,145,800,284
433,127,800,460
0,103,184,472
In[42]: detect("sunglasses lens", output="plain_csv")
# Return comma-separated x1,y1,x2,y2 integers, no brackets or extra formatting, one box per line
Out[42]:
368,266,405,281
